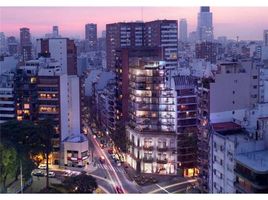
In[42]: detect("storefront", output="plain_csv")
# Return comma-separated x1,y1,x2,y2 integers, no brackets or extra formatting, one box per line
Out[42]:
63,134,89,167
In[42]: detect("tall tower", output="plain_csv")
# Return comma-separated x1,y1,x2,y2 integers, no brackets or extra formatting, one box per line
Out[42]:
179,19,188,42
197,6,213,42
20,27,32,61
85,23,97,51
52,26,59,38
264,30,268,46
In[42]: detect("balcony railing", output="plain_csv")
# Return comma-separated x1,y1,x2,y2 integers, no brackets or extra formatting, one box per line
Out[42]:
157,146,168,152
143,146,154,151
142,157,154,163
156,159,168,164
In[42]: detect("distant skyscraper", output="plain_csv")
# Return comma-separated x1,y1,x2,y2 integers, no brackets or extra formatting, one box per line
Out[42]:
7,36,18,55
20,27,32,61
52,26,59,37
264,30,268,46
189,31,197,43
197,6,213,42
179,19,188,42
0,32,6,54
85,23,97,51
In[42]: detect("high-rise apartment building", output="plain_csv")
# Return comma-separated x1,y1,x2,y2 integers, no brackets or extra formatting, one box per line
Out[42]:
7,36,18,55
85,23,97,51
197,6,213,42
172,75,198,177
126,52,176,174
106,20,178,73
37,38,77,75
179,19,188,42
106,22,144,70
20,27,32,61
114,47,162,152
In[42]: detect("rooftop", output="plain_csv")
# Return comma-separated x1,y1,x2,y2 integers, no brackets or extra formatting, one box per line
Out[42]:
236,150,268,173
63,134,88,143
212,122,242,133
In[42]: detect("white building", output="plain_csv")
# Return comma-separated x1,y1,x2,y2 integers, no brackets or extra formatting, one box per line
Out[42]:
179,19,188,42
0,72,15,123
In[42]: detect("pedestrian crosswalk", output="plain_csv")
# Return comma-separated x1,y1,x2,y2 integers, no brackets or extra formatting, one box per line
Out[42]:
96,163,126,173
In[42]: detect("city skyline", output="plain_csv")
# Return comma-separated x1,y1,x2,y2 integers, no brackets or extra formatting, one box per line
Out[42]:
1,7,268,40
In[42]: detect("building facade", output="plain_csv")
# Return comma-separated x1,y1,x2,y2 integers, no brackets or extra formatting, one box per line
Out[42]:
85,23,97,51
20,27,32,62
126,58,176,174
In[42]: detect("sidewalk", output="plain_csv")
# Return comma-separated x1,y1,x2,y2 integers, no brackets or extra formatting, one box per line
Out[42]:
49,161,98,174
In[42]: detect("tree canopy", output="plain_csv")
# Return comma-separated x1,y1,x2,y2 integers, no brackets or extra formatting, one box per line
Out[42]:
63,173,98,193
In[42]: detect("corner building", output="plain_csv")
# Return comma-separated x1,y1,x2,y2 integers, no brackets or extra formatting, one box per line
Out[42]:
126,57,176,174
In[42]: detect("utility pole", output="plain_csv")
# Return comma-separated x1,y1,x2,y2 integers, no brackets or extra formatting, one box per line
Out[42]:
20,160,23,193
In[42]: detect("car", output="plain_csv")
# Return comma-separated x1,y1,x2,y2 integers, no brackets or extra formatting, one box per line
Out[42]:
115,186,124,194
32,170,45,177
45,171,55,178
38,164,47,170
99,156,105,164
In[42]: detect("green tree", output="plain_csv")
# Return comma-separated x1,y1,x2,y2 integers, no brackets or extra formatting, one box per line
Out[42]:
63,173,98,193
0,144,19,193
26,118,55,190
1,120,38,181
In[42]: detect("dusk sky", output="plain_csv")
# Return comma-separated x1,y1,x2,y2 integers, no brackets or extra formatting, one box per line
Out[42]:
1,7,268,40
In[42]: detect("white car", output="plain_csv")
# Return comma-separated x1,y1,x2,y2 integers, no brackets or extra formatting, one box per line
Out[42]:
38,164,47,170
47,171,55,177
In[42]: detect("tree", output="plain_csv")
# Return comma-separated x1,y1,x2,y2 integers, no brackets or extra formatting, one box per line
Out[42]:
30,118,55,190
63,173,98,193
0,144,19,193
1,120,37,181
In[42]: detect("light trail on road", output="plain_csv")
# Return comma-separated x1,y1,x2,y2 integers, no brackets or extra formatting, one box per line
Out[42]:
90,133,126,193
149,179,197,193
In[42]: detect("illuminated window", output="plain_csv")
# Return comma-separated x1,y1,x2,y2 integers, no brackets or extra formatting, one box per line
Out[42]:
17,116,22,121
30,77,36,84
24,104,30,109
17,110,22,115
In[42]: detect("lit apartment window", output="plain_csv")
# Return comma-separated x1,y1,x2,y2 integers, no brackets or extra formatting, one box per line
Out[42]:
24,104,30,109
30,77,36,84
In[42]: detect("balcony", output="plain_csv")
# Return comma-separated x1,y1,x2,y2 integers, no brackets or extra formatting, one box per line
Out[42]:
156,159,168,164
142,157,154,163
157,146,168,152
143,146,154,151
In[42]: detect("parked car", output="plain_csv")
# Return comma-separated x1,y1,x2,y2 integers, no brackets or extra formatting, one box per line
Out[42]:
32,170,45,177
45,171,56,178
38,164,47,170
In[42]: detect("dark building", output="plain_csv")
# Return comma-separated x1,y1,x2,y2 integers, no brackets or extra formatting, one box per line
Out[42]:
7,36,18,55
196,77,214,193
85,23,97,51
106,22,144,70
114,47,162,152
106,20,178,72
173,75,198,177
195,41,217,63
20,27,32,62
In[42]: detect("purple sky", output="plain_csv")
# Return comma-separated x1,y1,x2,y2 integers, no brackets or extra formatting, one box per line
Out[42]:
1,7,268,40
